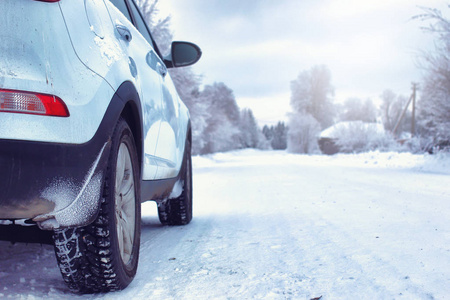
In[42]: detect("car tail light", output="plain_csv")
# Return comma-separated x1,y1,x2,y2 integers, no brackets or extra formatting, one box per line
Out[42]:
0,89,69,117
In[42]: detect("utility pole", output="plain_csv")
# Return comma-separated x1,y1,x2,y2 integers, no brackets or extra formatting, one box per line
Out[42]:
392,82,418,137
411,83,418,137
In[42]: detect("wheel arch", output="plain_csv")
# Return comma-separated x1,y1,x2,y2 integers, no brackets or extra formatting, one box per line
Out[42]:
121,100,143,174
111,81,144,178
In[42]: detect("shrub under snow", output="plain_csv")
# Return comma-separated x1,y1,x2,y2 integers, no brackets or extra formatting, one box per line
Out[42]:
321,121,398,153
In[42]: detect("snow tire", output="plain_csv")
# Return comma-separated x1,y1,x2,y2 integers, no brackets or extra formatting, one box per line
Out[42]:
158,139,193,226
52,118,141,293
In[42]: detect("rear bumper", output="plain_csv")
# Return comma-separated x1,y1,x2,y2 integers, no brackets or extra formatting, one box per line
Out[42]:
0,83,129,230
0,137,111,229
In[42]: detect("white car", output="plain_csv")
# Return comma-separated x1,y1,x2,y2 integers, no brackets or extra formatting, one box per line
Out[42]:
0,0,200,293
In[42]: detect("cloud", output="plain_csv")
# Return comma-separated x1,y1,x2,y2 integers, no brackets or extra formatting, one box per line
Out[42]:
321,0,414,19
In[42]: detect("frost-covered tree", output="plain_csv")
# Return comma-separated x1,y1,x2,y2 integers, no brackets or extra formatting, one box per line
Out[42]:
198,82,242,154
271,122,288,150
380,90,411,133
170,67,210,154
240,108,259,148
340,98,377,123
262,125,273,142
262,122,288,150
415,5,450,146
380,89,397,131
290,65,335,129
256,132,272,150
288,65,334,153
203,82,240,124
287,113,321,154
393,95,413,134
136,0,172,55
331,121,398,153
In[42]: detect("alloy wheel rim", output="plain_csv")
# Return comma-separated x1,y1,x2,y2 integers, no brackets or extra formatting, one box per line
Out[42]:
115,142,136,265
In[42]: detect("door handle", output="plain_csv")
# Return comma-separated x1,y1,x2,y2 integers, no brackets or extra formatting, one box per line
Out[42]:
157,62,167,77
116,24,132,42
147,51,167,77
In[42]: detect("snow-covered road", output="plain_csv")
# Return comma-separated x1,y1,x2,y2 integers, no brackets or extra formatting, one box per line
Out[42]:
1,150,449,299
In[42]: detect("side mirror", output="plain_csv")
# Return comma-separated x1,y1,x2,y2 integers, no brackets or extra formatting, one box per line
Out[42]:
165,41,202,68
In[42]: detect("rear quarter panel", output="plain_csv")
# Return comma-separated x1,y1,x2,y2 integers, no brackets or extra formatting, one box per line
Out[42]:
0,0,118,145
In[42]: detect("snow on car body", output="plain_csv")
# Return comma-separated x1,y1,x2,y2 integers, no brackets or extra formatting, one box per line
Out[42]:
0,0,200,293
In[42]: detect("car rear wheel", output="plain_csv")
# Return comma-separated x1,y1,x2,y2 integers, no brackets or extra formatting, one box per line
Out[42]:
52,118,141,293
158,139,193,225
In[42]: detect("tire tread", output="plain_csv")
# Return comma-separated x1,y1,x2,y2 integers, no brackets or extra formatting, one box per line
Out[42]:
53,118,139,293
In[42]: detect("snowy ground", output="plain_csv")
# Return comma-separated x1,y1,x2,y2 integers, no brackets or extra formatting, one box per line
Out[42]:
0,150,449,299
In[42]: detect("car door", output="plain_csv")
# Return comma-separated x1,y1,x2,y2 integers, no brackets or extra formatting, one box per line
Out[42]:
106,0,167,180
113,0,186,180
154,74,185,179
125,1,186,179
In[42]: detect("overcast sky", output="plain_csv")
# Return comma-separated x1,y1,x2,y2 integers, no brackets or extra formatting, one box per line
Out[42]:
158,0,448,126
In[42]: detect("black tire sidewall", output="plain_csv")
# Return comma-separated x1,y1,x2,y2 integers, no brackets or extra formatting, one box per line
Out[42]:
184,140,193,222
